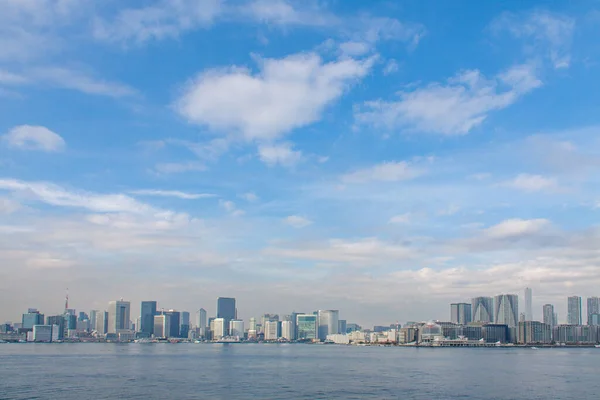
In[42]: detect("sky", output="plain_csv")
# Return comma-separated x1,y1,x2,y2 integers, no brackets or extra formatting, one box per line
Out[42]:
1,0,600,327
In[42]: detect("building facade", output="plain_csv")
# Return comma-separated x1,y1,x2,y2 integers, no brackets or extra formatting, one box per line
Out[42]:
450,303,472,325
542,304,556,328
107,300,131,334
140,301,157,336
524,288,533,321
229,319,244,338
472,297,494,323
216,297,236,335
264,320,280,340
296,314,317,340
495,294,519,328
213,318,226,340
517,321,551,344
196,308,207,337
317,310,339,341
587,297,600,326
281,320,294,340
567,296,582,325
153,315,169,338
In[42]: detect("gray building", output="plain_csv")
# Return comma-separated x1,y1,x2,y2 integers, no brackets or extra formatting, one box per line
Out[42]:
338,319,347,335
542,304,556,328
587,297,600,325
46,316,65,340
22,309,44,329
450,303,472,325
472,297,494,323
518,321,551,344
524,288,533,321
217,297,236,335
317,310,339,340
163,310,180,338
296,314,318,340
196,308,207,337
495,294,519,328
180,311,190,338
483,324,508,343
567,296,582,325
140,301,157,336
107,300,131,334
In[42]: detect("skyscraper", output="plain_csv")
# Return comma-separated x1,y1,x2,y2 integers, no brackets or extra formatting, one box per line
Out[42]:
107,300,131,334
542,304,555,328
281,320,294,340
567,296,582,325
472,297,494,323
264,320,281,340
47,316,65,340
140,301,157,336
317,310,339,340
196,308,207,337
95,311,108,334
524,287,533,321
163,310,180,338
213,318,226,340
296,314,318,340
22,309,44,329
89,310,98,332
450,303,472,325
216,297,236,335
229,320,244,338
495,294,519,327
153,314,169,338
180,311,190,338
586,297,600,325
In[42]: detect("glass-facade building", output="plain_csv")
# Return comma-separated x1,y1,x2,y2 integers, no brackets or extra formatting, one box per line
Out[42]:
450,303,472,325
567,296,582,325
217,297,236,335
472,297,494,323
140,301,157,336
495,294,519,328
296,314,318,340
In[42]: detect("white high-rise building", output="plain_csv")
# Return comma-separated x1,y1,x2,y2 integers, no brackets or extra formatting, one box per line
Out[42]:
195,308,207,332
281,320,293,340
229,320,244,338
264,320,280,340
472,297,494,323
567,296,582,325
317,310,339,340
543,304,556,328
107,300,130,334
495,294,519,327
587,297,600,325
213,318,226,340
524,288,533,321
249,317,257,332
153,315,169,338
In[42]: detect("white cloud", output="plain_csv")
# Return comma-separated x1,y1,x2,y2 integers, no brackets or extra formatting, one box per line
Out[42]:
355,63,542,135
176,52,374,142
0,197,21,214
258,143,302,167
483,218,550,239
93,0,222,45
438,204,460,216
240,192,259,202
130,189,216,200
388,213,411,224
245,0,336,27
153,161,206,174
342,161,424,183
2,125,65,152
0,70,29,84
339,41,371,56
382,59,399,75
30,67,137,97
503,173,557,192
219,199,244,217
284,215,313,228
491,11,575,69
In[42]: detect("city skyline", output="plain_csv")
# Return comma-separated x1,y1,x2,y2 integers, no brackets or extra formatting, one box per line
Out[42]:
3,1,600,326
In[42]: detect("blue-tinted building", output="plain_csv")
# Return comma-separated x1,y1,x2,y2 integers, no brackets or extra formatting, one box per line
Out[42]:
296,314,318,340
22,309,44,329
140,301,157,336
217,297,236,335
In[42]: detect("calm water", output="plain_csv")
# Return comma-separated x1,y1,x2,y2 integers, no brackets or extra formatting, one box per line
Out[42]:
1,344,599,399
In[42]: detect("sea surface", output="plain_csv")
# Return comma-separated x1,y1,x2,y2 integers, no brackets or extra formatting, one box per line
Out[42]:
1,343,599,399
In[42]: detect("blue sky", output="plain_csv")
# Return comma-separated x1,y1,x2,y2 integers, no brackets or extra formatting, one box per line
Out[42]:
2,0,600,326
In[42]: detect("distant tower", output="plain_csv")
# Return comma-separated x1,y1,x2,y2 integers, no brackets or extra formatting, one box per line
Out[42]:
64,288,69,313
524,288,533,321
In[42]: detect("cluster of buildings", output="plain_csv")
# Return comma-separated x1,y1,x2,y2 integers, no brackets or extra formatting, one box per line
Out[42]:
2,290,600,346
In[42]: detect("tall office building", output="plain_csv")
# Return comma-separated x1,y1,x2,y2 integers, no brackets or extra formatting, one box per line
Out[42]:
248,317,257,332
196,308,207,337
296,314,318,340
567,296,582,325
542,304,556,328
153,315,169,338
586,297,600,325
47,316,65,340
281,320,294,340
472,297,494,323
107,300,131,334
95,311,108,334
213,318,226,340
450,303,472,325
22,309,44,329
264,320,280,340
261,314,279,331
216,297,236,335
229,320,244,338
317,310,339,340
140,301,157,336
495,294,519,328
524,288,533,321
338,319,347,335
163,310,180,338
180,311,190,338
89,310,98,332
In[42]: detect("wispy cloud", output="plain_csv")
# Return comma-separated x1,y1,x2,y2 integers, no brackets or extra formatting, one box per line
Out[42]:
502,173,558,192
130,189,216,200
355,63,542,135
2,125,65,152
283,215,313,228
342,161,424,183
